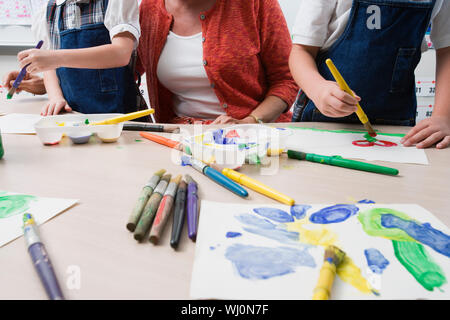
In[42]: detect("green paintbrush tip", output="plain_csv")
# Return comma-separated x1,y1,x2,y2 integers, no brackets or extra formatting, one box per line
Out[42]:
287,150,307,160
6,93,12,100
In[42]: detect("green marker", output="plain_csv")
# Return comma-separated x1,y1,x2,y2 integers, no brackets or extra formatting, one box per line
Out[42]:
287,150,399,176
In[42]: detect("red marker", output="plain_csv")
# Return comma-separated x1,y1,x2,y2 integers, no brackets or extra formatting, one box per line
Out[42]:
140,132,184,151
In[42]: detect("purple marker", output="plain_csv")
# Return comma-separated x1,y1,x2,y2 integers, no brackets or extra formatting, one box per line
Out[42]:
185,174,199,241
7,40,44,100
23,213,64,300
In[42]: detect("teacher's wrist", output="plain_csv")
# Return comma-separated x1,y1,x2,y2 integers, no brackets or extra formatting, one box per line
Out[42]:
246,114,264,124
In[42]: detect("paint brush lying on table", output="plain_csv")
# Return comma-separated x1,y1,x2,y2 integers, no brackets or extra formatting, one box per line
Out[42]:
90,109,155,126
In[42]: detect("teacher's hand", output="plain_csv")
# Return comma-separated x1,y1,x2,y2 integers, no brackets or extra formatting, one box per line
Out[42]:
212,115,257,125
2,71,47,95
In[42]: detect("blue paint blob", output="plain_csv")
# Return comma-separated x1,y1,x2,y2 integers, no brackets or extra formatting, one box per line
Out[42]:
235,213,299,244
381,214,450,258
253,207,294,223
210,246,216,250
225,244,316,280
226,232,242,238
290,205,311,220
180,155,191,166
309,204,359,224
358,199,376,204
364,248,390,274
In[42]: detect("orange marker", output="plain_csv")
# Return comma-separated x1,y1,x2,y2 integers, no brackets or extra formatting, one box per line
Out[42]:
140,132,184,151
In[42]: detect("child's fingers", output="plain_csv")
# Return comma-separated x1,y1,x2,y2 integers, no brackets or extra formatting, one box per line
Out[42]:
402,126,433,147
331,86,358,106
64,104,73,113
436,136,450,149
416,131,445,149
19,58,33,71
41,103,50,116
328,96,357,115
401,120,429,143
17,49,32,62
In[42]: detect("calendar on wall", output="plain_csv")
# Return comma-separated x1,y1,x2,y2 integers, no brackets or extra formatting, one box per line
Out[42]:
0,0,46,25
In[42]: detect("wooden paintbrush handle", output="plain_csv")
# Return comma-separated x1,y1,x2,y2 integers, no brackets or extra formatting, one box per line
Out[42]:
312,262,337,300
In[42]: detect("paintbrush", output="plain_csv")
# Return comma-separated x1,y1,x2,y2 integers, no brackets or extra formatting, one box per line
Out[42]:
313,245,346,300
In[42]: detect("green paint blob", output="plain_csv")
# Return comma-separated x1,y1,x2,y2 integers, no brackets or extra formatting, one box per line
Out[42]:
135,139,142,142
364,133,377,143
0,194,37,219
358,208,415,241
85,119,90,125
393,240,447,291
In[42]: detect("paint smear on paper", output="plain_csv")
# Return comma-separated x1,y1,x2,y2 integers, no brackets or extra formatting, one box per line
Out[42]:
392,240,447,291
358,208,415,241
358,199,376,204
309,204,359,224
364,248,390,274
235,213,299,244
253,207,294,223
337,256,375,294
226,232,242,238
225,244,316,280
290,205,311,220
381,214,450,258
0,194,37,219
286,220,338,247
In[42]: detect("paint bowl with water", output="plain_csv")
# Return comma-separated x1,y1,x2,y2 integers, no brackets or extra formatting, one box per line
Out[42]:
184,124,287,168
34,114,124,146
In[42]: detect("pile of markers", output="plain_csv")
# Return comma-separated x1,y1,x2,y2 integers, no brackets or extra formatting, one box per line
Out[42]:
126,169,199,248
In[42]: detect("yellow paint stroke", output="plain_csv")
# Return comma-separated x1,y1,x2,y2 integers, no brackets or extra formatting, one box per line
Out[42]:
286,218,374,295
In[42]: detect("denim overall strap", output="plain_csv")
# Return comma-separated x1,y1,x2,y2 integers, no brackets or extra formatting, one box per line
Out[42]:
52,0,138,114
299,0,436,126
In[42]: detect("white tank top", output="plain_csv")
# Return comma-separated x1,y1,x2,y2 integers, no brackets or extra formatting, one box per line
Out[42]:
157,31,225,119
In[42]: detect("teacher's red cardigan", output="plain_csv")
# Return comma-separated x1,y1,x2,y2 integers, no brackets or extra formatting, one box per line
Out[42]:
136,0,299,124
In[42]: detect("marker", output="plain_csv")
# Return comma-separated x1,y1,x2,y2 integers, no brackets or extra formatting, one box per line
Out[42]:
325,59,377,137
181,154,248,198
23,213,64,300
7,40,44,100
140,131,188,152
287,150,399,176
185,174,199,241
123,123,180,133
170,180,187,249
222,168,295,205
149,174,182,245
126,169,166,232
134,174,171,241
90,109,155,126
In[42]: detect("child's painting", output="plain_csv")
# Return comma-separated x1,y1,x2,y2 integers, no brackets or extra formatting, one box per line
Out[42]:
190,201,449,299
285,127,429,165
0,191,77,247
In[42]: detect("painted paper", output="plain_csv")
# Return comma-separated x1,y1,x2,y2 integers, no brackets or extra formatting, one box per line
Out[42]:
0,191,77,247
190,201,449,299
0,113,42,134
285,127,428,165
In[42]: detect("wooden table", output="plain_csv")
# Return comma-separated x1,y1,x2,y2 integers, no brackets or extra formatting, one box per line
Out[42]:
1,97,449,299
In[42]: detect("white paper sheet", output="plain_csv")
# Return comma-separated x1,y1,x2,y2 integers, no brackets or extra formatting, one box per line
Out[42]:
0,191,78,247
285,127,429,165
190,200,450,300
0,113,42,134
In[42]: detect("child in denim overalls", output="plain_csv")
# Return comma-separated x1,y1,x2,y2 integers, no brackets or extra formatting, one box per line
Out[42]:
17,0,145,116
290,0,450,149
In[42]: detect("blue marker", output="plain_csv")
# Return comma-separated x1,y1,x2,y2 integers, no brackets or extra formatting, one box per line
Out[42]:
23,213,64,300
7,40,44,100
181,154,248,198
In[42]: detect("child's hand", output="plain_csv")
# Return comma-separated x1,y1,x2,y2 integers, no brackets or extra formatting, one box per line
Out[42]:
401,115,450,149
41,98,72,116
2,71,46,95
18,49,61,74
312,81,360,118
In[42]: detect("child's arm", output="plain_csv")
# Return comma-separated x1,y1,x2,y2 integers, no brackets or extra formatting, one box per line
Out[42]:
17,32,135,74
401,46,450,149
289,44,360,118
41,70,72,116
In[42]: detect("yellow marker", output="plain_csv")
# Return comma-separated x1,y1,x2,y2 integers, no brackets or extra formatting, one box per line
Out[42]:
325,59,377,137
313,245,346,300
222,168,295,206
91,109,155,126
